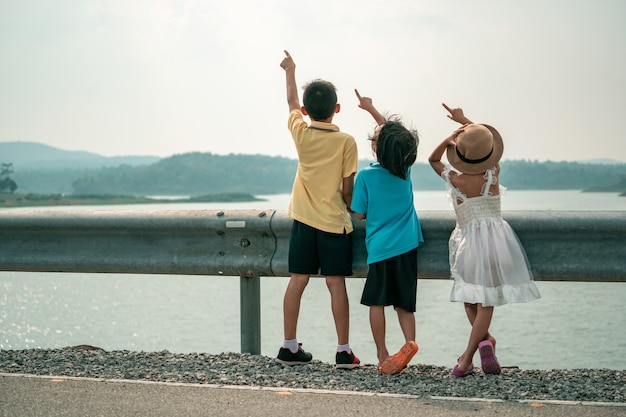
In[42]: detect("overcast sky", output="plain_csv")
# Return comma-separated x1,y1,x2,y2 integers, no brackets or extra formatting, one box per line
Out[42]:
1,0,625,163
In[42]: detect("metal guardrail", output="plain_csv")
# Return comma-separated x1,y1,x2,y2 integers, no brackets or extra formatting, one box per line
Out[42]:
1,209,624,354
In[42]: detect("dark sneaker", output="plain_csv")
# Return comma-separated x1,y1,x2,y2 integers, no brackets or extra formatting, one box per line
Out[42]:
276,343,313,365
335,350,361,370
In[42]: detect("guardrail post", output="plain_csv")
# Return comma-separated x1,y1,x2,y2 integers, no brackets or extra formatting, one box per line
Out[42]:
240,275,261,355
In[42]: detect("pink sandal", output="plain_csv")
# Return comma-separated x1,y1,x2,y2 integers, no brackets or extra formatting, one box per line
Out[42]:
452,364,473,377
452,356,474,377
478,340,501,375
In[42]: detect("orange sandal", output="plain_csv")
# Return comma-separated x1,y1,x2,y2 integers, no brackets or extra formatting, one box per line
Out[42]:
379,341,419,375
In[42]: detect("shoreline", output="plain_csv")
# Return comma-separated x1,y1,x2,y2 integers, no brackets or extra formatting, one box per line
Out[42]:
0,192,264,208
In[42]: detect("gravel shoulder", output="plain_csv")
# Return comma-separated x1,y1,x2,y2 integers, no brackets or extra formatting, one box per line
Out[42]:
1,348,624,403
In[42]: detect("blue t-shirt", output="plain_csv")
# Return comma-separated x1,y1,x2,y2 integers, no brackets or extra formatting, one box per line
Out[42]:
351,163,424,265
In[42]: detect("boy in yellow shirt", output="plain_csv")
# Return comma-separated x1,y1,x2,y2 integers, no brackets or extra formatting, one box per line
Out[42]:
276,50,360,369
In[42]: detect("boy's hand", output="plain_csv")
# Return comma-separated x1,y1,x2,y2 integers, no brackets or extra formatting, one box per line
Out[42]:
281,50,299,110
280,50,296,72
355,89,374,111
442,103,472,125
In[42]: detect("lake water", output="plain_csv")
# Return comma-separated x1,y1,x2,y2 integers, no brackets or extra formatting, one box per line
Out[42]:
1,190,625,370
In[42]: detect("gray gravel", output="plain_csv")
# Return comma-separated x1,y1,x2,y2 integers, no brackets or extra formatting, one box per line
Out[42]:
1,348,624,403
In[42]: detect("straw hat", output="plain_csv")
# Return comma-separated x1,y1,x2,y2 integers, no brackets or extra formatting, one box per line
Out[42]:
446,124,503,174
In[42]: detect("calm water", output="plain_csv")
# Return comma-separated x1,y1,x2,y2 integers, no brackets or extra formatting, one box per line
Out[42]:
1,190,625,370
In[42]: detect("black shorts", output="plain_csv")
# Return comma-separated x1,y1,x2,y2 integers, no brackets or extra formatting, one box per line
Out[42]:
288,220,353,276
360,248,418,312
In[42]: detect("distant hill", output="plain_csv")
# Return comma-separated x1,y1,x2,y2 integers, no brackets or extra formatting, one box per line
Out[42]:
0,141,161,194
498,160,626,190
0,141,160,169
71,152,299,195
580,158,625,165
70,154,626,196
1,141,625,196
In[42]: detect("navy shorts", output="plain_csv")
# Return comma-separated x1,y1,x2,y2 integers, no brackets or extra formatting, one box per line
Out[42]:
288,220,353,276
360,248,418,312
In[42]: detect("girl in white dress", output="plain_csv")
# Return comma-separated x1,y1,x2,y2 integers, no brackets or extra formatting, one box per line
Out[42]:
429,104,541,377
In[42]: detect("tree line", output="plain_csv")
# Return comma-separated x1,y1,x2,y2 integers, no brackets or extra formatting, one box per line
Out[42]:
0,163,18,193
7,153,626,196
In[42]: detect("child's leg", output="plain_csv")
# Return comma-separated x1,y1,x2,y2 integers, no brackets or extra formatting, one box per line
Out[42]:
325,275,349,346
379,307,418,374
395,307,416,342
369,305,388,364
463,303,477,323
283,273,310,341
457,303,494,372
464,303,496,350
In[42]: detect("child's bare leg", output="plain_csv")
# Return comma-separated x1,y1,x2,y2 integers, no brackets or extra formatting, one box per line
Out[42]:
326,276,349,345
369,305,388,365
395,307,416,342
283,273,310,340
458,304,494,372
464,302,496,350
463,302,477,323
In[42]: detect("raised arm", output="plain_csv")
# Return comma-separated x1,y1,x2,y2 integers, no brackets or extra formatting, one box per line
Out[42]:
355,89,386,125
430,103,473,175
280,50,300,111
442,103,473,125
429,128,463,176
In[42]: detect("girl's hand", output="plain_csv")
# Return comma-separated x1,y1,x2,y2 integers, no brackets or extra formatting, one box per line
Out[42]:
442,103,472,125
445,125,466,146
355,89,386,125
355,89,374,111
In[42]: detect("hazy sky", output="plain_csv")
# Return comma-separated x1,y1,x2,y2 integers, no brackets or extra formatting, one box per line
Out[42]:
1,0,625,163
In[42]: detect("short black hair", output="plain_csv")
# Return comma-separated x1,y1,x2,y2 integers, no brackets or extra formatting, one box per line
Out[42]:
302,79,337,120
376,120,419,180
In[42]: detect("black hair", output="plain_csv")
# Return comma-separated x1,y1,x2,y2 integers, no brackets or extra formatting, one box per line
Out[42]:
376,119,419,180
302,79,338,120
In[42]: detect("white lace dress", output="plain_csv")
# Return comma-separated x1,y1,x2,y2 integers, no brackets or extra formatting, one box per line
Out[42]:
442,167,541,307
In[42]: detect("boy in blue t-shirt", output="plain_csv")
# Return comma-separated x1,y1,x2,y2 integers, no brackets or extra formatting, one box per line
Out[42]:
351,89,424,374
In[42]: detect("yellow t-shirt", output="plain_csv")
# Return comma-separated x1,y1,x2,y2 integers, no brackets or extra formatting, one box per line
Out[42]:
287,109,358,234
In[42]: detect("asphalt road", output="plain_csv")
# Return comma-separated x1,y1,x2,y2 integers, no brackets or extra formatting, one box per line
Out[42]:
1,374,625,417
